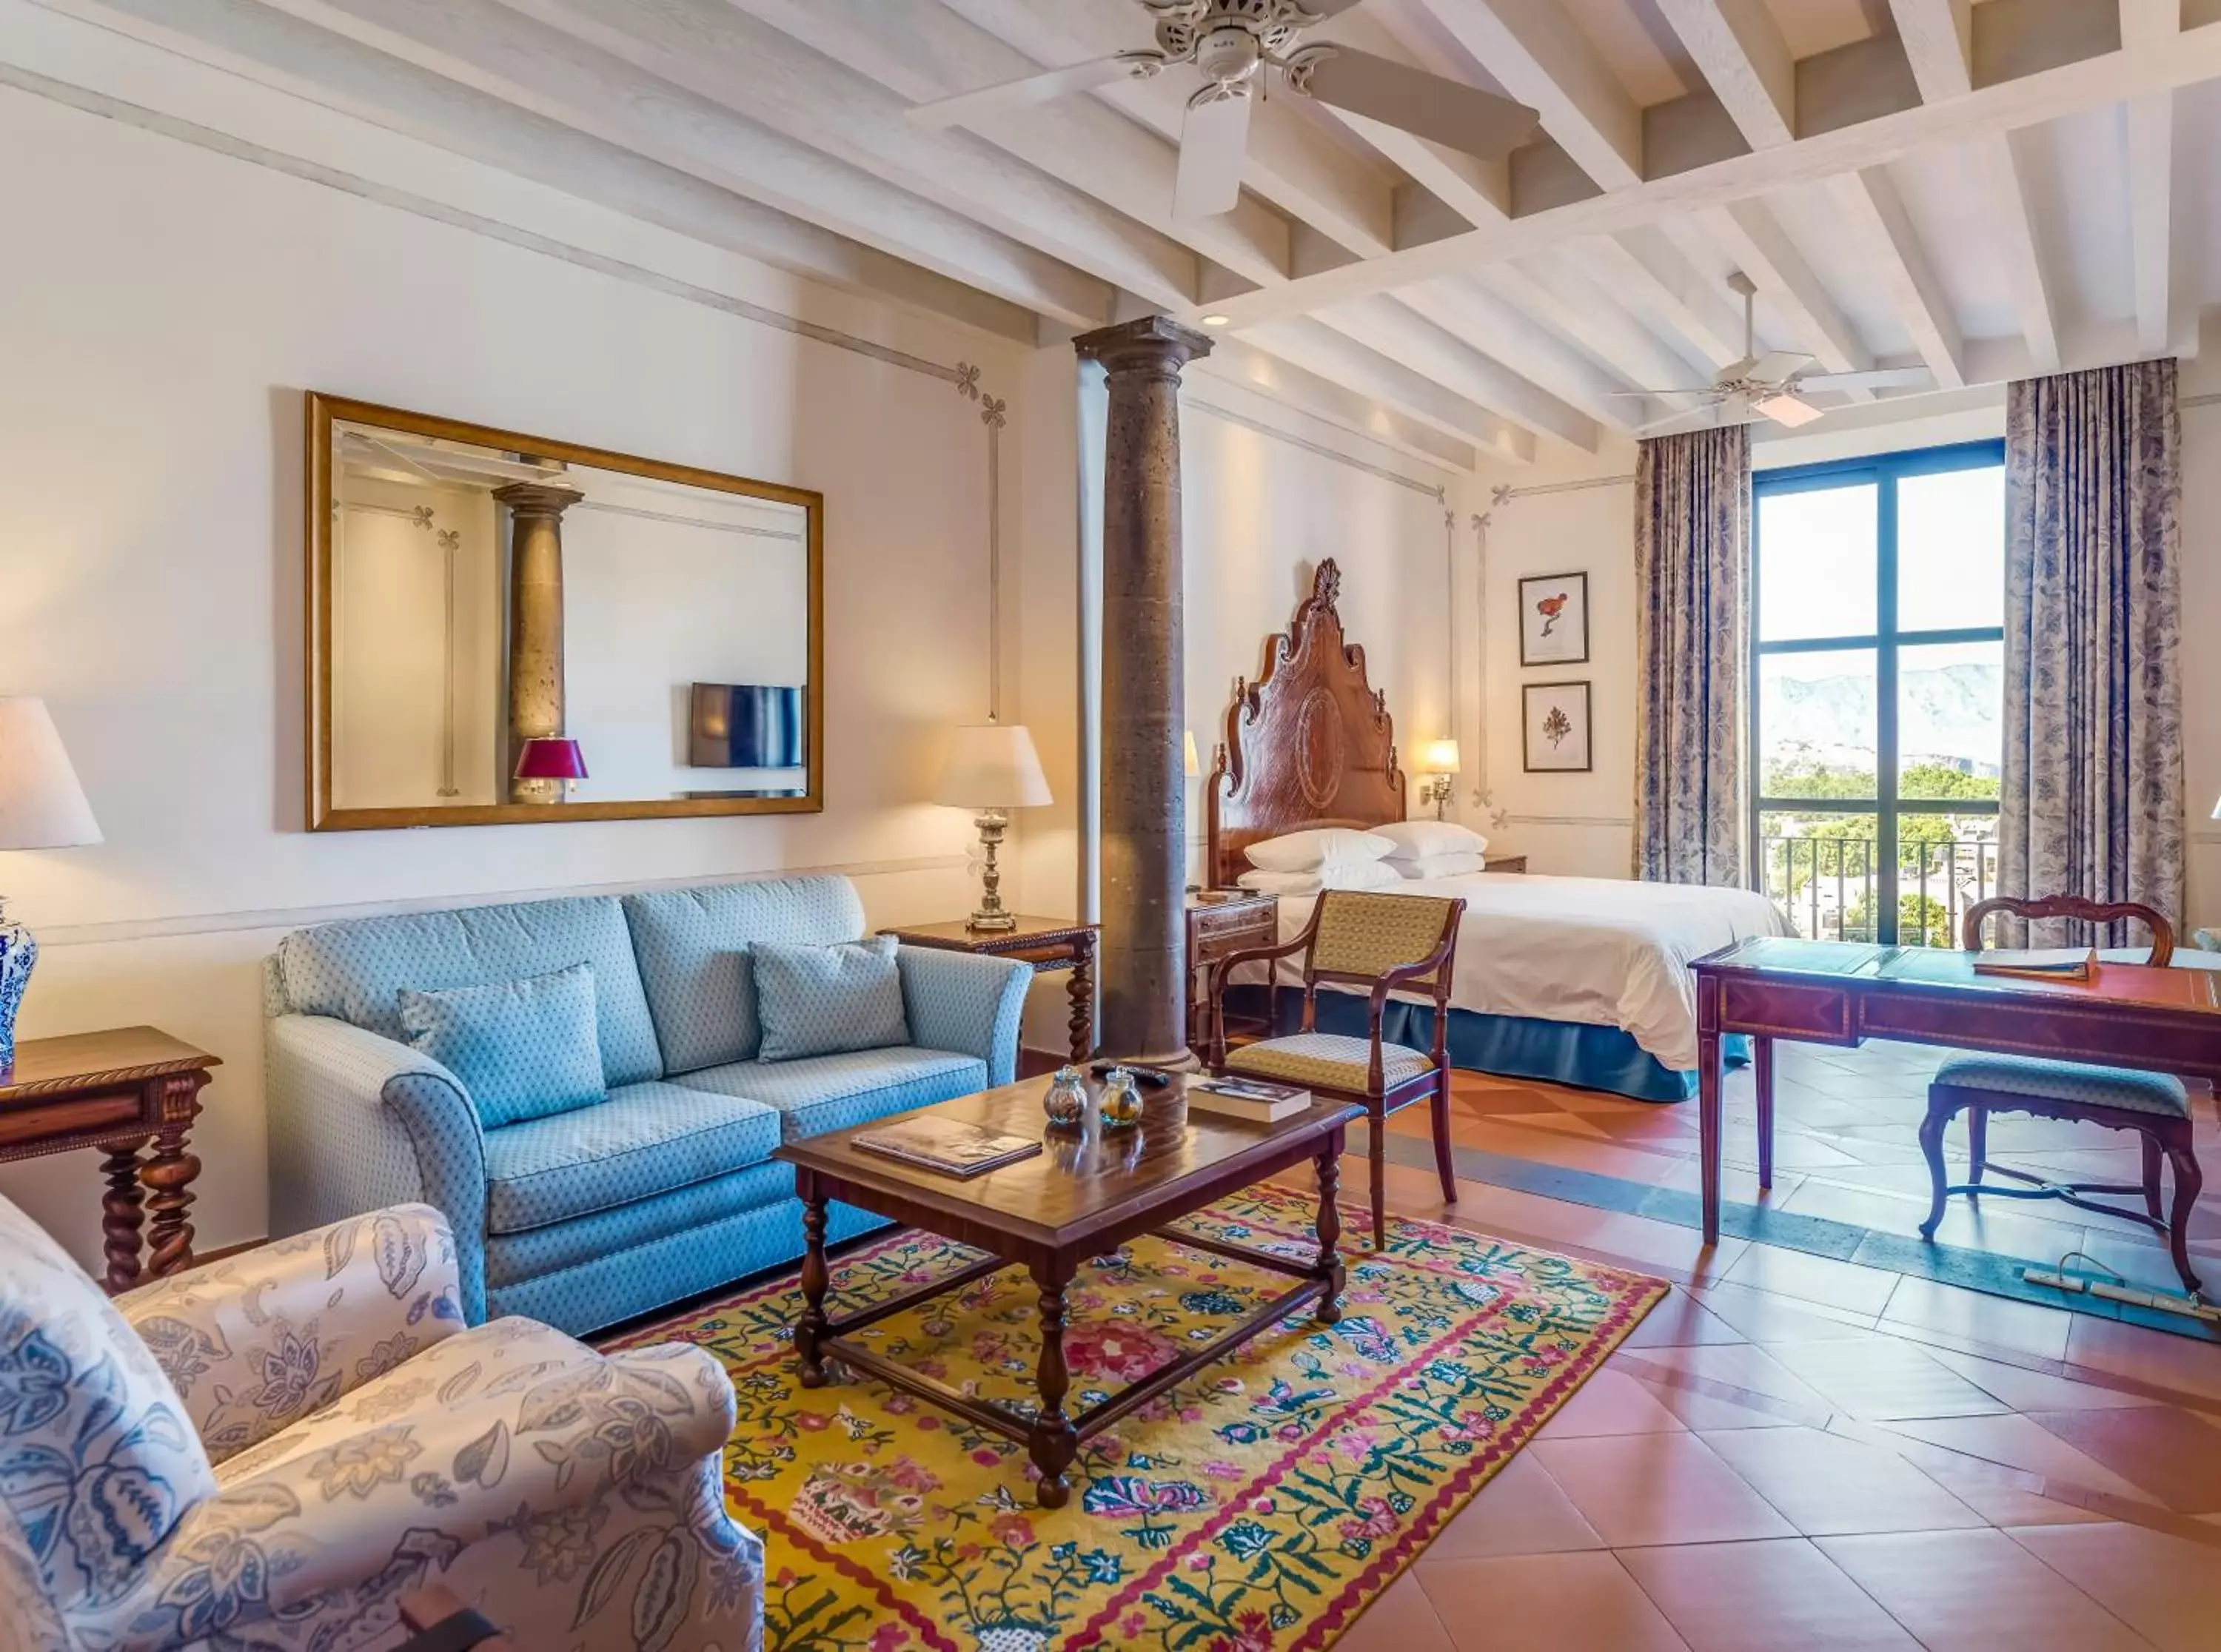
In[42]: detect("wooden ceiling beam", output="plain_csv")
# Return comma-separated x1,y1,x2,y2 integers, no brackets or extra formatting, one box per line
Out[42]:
1481,253,1710,415
2122,0,2180,355
1652,0,1796,149
1701,201,1871,377
1412,0,1643,189
1396,276,1643,428
1830,167,1967,387
1237,318,1538,462
1320,295,1601,449
1196,340,1479,474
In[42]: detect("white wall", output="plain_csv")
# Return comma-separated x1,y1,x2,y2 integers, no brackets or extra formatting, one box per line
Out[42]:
0,75,1027,1268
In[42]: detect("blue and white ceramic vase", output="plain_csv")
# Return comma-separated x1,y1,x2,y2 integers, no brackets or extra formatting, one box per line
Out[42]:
0,907,35,1075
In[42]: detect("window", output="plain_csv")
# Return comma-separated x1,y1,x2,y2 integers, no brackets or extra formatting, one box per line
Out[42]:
1752,443,2005,946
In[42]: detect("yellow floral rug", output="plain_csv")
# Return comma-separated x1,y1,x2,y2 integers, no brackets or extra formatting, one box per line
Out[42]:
615,1183,1664,1651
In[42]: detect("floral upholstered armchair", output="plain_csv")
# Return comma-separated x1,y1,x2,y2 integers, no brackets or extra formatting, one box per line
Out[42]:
0,1196,762,1652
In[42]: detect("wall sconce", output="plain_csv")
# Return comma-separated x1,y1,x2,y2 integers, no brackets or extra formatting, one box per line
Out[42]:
1418,738,1461,821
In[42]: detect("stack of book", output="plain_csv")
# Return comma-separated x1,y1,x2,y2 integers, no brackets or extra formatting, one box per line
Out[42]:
1186,1075,1311,1123
1971,947,2100,983
851,1117,1043,1178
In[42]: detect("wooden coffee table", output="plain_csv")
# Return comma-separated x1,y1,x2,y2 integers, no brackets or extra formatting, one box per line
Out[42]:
772,1074,1361,1508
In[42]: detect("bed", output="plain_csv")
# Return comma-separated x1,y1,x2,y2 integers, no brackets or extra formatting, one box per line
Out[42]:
1206,560,1787,1104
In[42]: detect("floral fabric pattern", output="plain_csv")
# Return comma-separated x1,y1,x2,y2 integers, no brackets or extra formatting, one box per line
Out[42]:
2002,361,2185,945
612,1183,1664,1651
2,1200,762,1652
1635,426,1750,887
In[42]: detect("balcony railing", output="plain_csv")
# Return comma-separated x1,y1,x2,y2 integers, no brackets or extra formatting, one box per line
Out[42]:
1759,833,2001,947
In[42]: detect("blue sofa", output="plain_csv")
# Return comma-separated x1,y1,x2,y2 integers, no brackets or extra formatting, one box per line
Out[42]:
264,875,1031,1335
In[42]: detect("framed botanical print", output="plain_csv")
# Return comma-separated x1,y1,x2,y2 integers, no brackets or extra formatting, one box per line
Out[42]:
1518,571,1589,666
1523,681,1592,773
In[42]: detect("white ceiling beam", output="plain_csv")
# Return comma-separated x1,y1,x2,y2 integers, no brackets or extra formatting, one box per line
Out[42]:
269,0,1198,309
1238,319,1538,462
1653,0,1796,148
2121,0,2180,356
48,0,1110,326
1412,0,1642,188
1481,254,1710,413
1702,201,1870,377
1396,276,1641,427
1829,167,1966,387
1196,340,1478,474
933,0,1398,258
1320,296,1601,449
1892,0,2059,373
719,0,1291,288
1581,229,1746,367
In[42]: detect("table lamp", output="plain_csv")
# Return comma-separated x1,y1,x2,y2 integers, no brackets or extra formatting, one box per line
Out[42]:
515,736,588,801
0,698,102,1072
935,722,1051,932
1418,738,1461,820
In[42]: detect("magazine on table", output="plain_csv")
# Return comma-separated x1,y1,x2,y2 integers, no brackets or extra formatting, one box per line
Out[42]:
851,1116,1043,1178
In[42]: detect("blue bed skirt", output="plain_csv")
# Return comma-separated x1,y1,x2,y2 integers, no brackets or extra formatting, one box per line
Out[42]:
1223,986,1748,1105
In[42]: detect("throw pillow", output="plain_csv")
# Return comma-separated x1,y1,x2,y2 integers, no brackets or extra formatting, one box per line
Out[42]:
1242,827,1397,873
1236,862,1407,896
1391,851,1491,879
754,933,911,1061
1373,820,1488,860
399,962,607,1129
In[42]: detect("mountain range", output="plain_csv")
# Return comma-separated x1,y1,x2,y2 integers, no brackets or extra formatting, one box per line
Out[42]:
1764,662,2001,776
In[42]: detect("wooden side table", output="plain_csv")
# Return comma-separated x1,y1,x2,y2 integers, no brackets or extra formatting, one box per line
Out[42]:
1187,890,1279,1061
1483,854,1527,873
879,917,1099,1062
0,1027,220,1293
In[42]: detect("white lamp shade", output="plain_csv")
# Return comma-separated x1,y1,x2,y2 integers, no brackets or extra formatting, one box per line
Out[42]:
0,699,100,850
1184,730,1201,779
934,722,1051,810
1420,738,1462,776
2211,794,2221,822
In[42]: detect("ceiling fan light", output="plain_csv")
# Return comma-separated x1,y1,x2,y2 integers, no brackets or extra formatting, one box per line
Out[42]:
1753,392,1825,429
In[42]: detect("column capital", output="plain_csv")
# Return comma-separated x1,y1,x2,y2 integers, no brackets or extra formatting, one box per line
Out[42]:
1073,315,1215,377
491,481,584,520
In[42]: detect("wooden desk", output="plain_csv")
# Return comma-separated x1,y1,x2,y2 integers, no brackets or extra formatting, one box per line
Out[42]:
880,917,1099,1062
1690,939,2221,1245
0,1027,221,1292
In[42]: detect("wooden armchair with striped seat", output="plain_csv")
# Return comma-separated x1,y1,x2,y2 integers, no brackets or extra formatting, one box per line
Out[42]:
1207,889,1465,1249
1920,895,2205,1295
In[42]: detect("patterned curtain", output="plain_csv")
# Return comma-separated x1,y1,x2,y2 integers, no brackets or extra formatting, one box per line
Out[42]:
1635,425,1750,886
2002,360,2185,944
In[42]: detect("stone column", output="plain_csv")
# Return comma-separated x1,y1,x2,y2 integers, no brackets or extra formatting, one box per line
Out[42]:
1074,316,1213,1066
494,482,581,803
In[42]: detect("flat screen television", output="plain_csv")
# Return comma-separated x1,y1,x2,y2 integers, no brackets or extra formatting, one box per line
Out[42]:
690,682,806,769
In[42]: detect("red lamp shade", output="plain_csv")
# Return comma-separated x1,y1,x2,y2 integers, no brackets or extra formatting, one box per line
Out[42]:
514,737,588,781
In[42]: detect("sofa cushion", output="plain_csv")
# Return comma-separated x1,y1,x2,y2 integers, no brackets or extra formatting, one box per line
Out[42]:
755,935,910,1062
622,877,866,1073
485,1159,795,1289
674,1047,986,1141
400,963,607,1129
277,895,664,1087
483,1080,782,1235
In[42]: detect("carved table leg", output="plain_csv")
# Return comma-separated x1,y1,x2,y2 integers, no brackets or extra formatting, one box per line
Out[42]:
1752,1035,1775,1191
101,1138,150,1295
1314,1144,1345,1326
1067,937,1096,1062
796,1179,831,1389
1028,1266,1078,1508
141,1122,201,1280
1697,1025,1722,1246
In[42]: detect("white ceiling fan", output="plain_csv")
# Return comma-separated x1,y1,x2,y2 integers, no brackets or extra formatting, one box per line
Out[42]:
908,0,1542,220
1619,274,1934,437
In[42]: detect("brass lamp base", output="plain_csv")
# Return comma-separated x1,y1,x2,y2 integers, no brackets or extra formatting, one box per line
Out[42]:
967,808,1018,931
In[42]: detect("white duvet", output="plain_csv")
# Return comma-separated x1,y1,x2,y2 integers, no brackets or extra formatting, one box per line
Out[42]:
1268,871,1792,1072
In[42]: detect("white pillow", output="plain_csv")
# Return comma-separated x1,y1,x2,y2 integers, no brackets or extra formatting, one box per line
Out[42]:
1242,827,1396,874
1392,850,1490,879
1374,820,1488,860
1237,861,1407,896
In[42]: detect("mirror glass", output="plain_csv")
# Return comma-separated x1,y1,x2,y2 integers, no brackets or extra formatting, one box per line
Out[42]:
309,397,822,828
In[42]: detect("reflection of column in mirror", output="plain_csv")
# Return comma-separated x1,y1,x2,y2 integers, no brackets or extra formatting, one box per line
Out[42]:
438,524,460,798
494,483,582,803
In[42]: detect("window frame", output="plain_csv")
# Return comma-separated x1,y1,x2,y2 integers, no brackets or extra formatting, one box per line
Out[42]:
1749,439,2006,944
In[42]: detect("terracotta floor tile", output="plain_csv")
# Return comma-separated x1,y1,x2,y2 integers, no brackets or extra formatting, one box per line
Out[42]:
1336,1569,1456,1652
1538,1368,1690,1438
1422,1451,1605,1560
1684,1278,1880,1343
1758,1335,2010,1420
1616,1538,1922,1651
1816,1529,2154,1650
1621,1342,1838,1417
2065,1315,2221,1404
1722,1245,1904,1318
1616,1289,1749,1349
2007,1521,2221,1651
1880,1276,2074,1362
1698,1426,1986,1536
1912,1452,2109,1528
1531,1431,1797,1547
1413,1551,1690,1651
1779,1176,2091,1261
1919,1344,2163,1412
1873,1414,2163,1505
2024,1408,2221,1513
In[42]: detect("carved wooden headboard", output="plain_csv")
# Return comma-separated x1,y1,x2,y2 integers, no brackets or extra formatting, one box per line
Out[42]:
1205,559,1406,890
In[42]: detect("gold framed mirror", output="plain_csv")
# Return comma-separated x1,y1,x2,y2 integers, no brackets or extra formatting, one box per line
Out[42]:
306,394,824,830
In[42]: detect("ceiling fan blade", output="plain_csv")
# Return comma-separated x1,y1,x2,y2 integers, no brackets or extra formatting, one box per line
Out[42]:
1753,391,1826,429
1606,386,1726,398
1290,47,1539,159
1796,366,1934,392
908,54,1148,128
1748,349,1812,384
1175,90,1252,218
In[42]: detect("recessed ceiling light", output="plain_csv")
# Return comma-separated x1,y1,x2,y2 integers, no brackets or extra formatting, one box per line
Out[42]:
1201,314,1231,328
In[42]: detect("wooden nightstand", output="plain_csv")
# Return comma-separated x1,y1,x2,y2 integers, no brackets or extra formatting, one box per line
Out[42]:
1483,854,1527,873
878,917,1099,1062
1186,890,1280,1061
